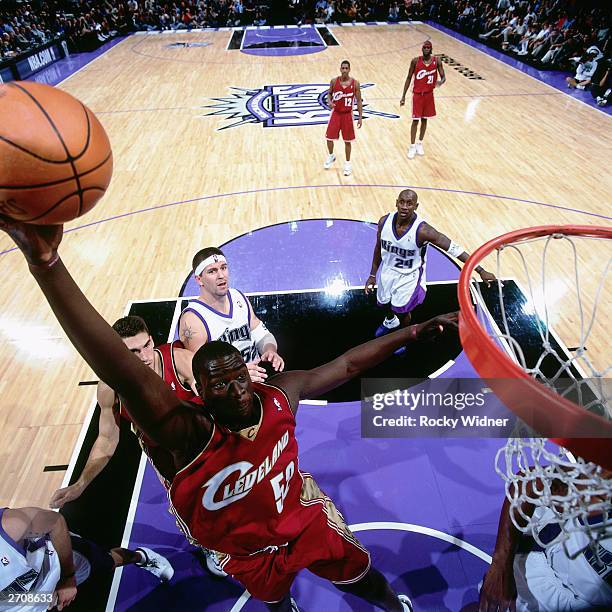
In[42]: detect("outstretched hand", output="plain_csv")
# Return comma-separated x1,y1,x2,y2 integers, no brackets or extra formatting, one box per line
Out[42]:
479,269,497,287
414,312,458,341
478,564,517,612
0,214,63,265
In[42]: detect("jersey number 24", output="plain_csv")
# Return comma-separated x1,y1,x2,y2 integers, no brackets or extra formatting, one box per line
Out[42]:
394,257,414,269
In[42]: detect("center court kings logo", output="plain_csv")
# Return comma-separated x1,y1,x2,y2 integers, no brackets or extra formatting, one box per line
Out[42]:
201,83,399,130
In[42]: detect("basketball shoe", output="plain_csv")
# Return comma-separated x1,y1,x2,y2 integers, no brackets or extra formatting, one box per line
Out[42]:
407,144,416,159
375,315,400,337
324,153,336,169
344,161,352,176
290,597,300,611
135,547,174,582
399,594,414,611
416,142,425,156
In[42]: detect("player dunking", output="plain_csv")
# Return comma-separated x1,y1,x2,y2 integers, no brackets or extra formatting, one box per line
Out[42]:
0,218,461,611
365,189,495,342
324,60,363,177
400,41,445,159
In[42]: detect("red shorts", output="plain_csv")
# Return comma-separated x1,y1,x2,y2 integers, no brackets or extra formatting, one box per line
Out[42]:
412,91,436,119
326,110,356,142
217,474,370,603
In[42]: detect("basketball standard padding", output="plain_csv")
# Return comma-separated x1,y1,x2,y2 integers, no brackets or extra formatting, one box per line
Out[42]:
0,81,113,224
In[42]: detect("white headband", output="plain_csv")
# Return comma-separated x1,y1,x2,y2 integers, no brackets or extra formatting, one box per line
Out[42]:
194,254,227,276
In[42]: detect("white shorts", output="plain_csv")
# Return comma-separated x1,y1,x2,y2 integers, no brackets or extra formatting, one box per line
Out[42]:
376,265,426,313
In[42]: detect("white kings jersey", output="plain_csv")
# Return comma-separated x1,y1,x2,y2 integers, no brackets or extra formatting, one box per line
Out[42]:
182,288,259,363
379,212,427,275
0,509,60,610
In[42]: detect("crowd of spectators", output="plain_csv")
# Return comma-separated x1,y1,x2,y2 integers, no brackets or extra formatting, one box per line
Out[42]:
1,0,609,106
426,0,610,105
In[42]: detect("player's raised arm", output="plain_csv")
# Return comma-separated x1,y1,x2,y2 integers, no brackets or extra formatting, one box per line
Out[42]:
417,222,496,285
365,215,386,294
400,57,417,105
273,313,458,412
0,217,211,454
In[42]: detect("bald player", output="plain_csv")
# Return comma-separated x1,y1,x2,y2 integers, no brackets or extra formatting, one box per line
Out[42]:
365,189,496,344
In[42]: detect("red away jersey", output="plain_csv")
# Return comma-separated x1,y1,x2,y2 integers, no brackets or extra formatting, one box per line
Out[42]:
168,382,322,555
413,56,438,94
330,77,355,113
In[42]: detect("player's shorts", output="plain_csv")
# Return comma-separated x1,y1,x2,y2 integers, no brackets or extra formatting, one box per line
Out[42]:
216,473,371,603
326,110,356,142
70,533,115,585
376,265,427,313
412,91,436,119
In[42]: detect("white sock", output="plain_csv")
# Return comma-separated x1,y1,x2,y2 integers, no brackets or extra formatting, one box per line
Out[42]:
383,315,400,329
136,550,146,564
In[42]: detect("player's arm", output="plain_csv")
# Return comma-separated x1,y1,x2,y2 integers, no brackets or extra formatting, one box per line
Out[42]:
2,507,78,609
248,298,284,372
327,78,335,109
417,222,496,284
273,313,458,413
49,383,119,509
478,493,522,612
179,309,209,353
355,79,363,128
365,215,385,294
436,57,446,86
0,218,212,458
400,57,417,105
479,474,558,612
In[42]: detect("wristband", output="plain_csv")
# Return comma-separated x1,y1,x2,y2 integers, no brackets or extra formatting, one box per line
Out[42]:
368,274,375,278
28,252,60,269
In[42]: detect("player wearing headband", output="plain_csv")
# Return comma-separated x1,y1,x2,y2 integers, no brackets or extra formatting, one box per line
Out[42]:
365,189,496,344
400,40,446,159
179,247,284,382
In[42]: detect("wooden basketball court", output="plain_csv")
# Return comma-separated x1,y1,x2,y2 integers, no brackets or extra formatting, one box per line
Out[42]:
0,22,609,513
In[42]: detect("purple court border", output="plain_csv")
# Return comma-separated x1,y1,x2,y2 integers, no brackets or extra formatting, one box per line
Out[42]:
426,21,612,116
1,183,609,258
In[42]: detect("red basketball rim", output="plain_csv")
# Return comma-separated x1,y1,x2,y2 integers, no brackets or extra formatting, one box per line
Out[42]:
458,225,612,469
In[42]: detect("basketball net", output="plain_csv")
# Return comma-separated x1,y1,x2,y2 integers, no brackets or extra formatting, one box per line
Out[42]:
458,226,611,557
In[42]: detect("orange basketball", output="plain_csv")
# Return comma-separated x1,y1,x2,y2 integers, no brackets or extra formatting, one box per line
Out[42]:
0,81,113,225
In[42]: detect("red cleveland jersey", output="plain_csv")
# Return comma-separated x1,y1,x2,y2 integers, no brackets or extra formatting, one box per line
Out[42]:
156,340,196,401
168,382,321,555
413,56,438,94
330,77,355,114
